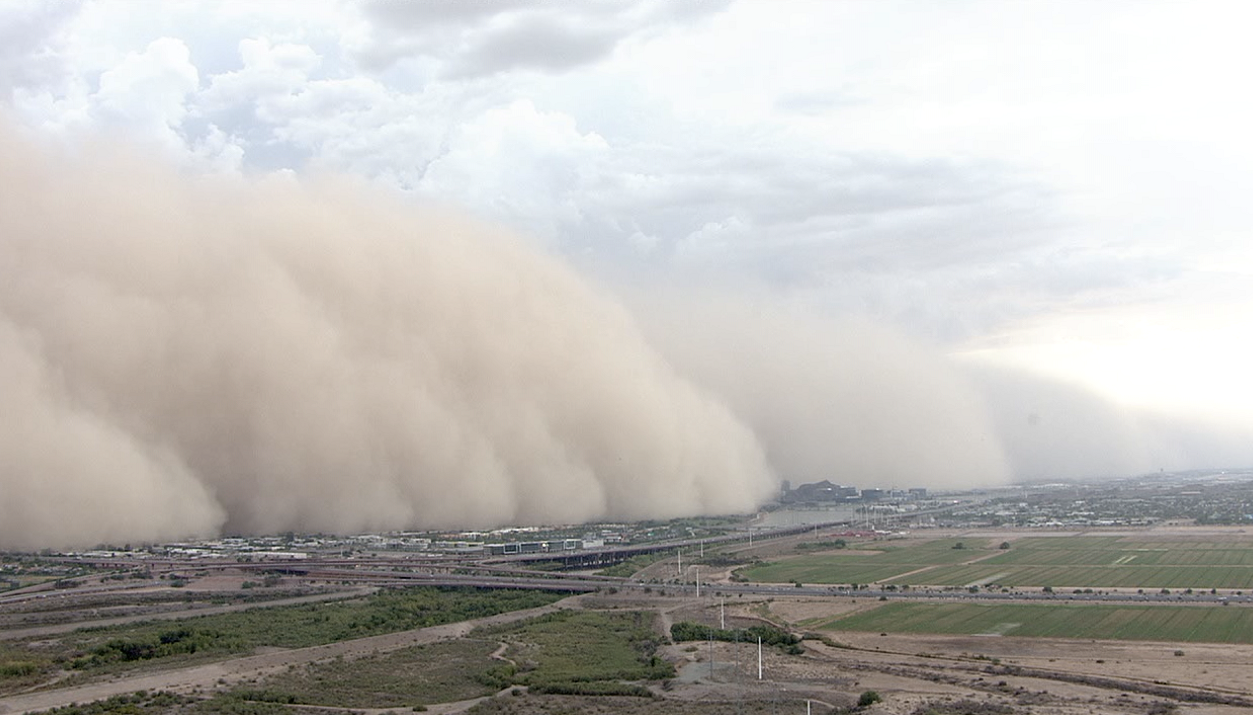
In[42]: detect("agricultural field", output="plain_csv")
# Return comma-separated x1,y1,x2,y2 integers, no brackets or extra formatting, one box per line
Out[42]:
819,601,1253,643
740,534,1253,590
739,538,990,585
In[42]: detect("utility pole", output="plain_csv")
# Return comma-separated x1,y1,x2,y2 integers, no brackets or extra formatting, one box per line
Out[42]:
757,636,763,680
677,548,681,579
709,631,715,679
720,596,725,629
695,566,700,598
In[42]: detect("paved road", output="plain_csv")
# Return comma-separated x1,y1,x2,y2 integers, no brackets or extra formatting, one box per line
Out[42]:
337,570,1253,606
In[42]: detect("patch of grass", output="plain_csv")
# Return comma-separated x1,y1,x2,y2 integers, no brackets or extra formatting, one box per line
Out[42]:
233,639,500,708
191,694,293,715
476,610,674,687
527,681,653,697
26,690,197,715
0,642,55,692
911,698,1015,714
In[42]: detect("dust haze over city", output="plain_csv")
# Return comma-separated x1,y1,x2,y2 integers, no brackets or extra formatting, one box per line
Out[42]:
2,1,1253,551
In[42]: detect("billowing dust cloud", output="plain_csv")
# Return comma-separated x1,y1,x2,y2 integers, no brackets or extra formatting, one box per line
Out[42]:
0,125,776,549
7,122,1244,551
632,289,1253,492
627,291,1013,490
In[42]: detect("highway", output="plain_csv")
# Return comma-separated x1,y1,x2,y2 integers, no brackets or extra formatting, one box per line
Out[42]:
242,566,1253,606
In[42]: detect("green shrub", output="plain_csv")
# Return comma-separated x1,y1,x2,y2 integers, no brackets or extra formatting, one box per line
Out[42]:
858,690,881,707
0,661,39,677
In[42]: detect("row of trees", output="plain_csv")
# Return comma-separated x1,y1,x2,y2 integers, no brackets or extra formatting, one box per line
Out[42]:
669,621,804,654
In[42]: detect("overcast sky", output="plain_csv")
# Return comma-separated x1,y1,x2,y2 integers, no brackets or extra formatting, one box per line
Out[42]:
4,0,1251,441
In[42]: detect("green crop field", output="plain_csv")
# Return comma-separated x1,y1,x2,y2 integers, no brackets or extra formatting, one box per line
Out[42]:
885,563,1253,589
739,560,923,585
738,538,990,585
739,534,1253,590
821,601,1253,643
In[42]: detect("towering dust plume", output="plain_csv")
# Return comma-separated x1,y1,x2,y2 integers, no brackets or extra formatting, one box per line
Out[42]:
632,289,1253,491
11,121,1236,552
0,124,775,549
627,291,1013,490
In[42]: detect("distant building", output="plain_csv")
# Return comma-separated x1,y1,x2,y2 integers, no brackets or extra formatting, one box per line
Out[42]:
485,539,583,556
780,480,858,503
258,551,308,560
